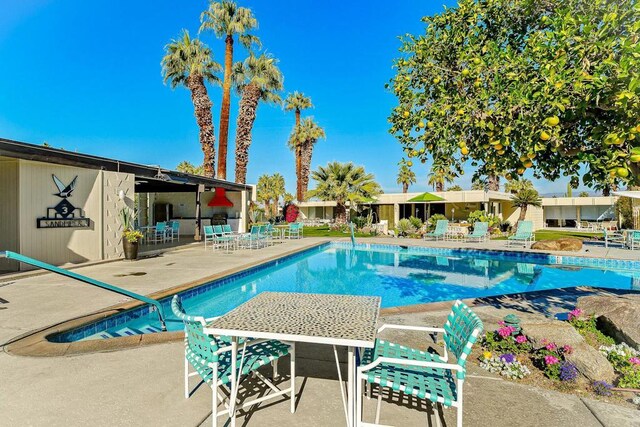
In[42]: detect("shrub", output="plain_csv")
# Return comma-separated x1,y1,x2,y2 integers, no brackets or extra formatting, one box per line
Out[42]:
532,339,574,380
408,216,423,230
479,354,531,380
600,343,640,388
352,216,367,229
395,218,416,236
427,214,448,230
284,203,299,223
482,322,531,355
568,308,615,346
467,210,500,228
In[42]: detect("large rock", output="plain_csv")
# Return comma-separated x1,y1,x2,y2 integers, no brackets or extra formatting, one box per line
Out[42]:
578,294,640,350
531,238,583,251
523,321,616,382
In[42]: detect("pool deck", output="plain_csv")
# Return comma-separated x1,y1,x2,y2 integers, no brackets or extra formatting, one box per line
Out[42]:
1,237,639,426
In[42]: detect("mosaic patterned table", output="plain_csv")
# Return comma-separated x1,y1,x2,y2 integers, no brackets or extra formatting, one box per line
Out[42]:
204,292,381,427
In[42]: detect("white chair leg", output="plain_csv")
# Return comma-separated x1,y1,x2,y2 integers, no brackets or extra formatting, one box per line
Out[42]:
290,343,296,414
457,381,463,427
212,366,218,427
272,359,279,378
356,375,363,427
434,403,442,427
184,357,190,399
375,385,382,424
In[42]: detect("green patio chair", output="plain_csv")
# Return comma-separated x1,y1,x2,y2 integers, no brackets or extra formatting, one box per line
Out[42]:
466,222,489,242
424,219,449,241
356,300,483,427
507,220,534,247
171,295,296,427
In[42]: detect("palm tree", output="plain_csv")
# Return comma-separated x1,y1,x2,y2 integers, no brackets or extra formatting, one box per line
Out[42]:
427,161,455,192
176,161,204,176
487,174,501,191
256,173,285,217
232,53,284,183
284,92,313,200
448,185,463,191
288,118,325,201
397,164,416,193
471,179,486,190
307,162,382,224
511,189,542,231
162,30,221,178
504,178,534,194
200,0,260,180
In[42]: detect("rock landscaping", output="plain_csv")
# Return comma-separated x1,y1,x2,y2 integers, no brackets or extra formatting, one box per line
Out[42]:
578,294,640,349
530,238,583,251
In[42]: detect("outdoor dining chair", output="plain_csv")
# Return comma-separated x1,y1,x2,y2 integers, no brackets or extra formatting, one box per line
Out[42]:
150,222,168,244
604,228,625,248
203,225,215,249
424,219,448,240
171,221,180,241
171,295,296,427
240,225,263,249
213,225,235,251
284,223,302,239
356,300,483,427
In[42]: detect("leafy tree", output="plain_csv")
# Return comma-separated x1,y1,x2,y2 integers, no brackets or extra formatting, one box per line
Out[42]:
511,189,542,230
448,185,463,191
427,159,455,192
256,173,285,218
504,178,535,194
288,118,325,201
389,0,640,192
284,92,314,199
307,162,382,224
232,53,284,183
578,191,590,197
176,161,205,176
200,0,260,180
471,179,486,191
283,192,294,204
162,30,221,178
397,163,417,193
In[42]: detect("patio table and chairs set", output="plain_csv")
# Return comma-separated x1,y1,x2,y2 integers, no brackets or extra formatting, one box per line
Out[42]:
203,222,304,252
604,228,640,250
172,291,483,427
141,221,180,245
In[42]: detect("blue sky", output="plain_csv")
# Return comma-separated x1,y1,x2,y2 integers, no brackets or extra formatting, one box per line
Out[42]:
0,0,573,195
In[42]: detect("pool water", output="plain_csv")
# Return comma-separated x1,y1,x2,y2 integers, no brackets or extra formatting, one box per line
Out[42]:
53,243,640,342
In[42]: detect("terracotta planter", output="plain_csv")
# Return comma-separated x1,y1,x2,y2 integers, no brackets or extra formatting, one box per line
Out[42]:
122,239,139,260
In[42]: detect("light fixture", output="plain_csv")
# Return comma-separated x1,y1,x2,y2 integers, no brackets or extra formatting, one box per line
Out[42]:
118,190,126,200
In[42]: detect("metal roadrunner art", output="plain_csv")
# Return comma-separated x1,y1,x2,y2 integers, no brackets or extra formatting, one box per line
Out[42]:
37,175,90,228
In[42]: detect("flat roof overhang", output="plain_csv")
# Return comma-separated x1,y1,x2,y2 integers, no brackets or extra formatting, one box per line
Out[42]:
0,137,251,193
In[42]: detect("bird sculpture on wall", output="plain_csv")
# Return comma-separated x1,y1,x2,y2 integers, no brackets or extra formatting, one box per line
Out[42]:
52,175,78,198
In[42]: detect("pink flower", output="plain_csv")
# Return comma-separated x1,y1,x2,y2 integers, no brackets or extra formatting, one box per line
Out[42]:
546,343,557,351
630,357,640,366
568,308,584,321
563,345,573,355
497,326,516,338
544,355,559,365
541,338,549,346
515,335,527,344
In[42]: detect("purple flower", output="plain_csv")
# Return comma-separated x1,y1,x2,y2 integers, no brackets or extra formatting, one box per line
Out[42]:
559,361,578,382
500,353,516,364
544,355,559,365
592,380,613,397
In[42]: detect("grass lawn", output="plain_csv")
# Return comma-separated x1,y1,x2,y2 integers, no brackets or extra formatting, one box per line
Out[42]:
302,225,374,238
493,230,601,241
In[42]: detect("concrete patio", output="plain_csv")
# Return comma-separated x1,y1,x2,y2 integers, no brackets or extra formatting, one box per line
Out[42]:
1,237,639,426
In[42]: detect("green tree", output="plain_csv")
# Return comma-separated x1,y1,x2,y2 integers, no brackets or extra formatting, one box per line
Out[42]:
427,160,455,192
256,173,285,218
232,53,284,184
511,189,542,230
162,30,221,178
397,163,417,193
200,0,260,180
288,118,325,201
284,92,314,200
176,161,205,176
504,178,535,194
578,191,590,197
448,185,463,191
389,0,640,191
307,162,382,224
471,179,486,191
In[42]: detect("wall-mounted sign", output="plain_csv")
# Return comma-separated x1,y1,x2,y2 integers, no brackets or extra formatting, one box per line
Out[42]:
37,175,91,229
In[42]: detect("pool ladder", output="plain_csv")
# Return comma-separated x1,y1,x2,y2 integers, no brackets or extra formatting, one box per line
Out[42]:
349,222,356,247
0,250,167,331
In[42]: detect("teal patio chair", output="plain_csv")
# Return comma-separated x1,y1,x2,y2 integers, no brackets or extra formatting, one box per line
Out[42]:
507,220,534,247
203,225,215,250
171,221,180,241
171,295,296,427
604,228,625,248
284,222,302,239
213,225,235,251
466,222,489,242
151,222,168,244
356,300,483,427
424,219,448,241
222,224,234,235
240,225,262,249
626,230,640,250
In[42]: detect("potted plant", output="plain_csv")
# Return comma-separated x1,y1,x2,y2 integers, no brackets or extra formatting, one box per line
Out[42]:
119,207,143,260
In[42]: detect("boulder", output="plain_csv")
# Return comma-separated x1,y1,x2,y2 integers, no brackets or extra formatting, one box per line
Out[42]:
578,294,640,350
523,321,616,383
531,238,583,252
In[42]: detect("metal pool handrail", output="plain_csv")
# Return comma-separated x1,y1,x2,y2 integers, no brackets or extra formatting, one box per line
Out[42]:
0,250,167,331
349,222,356,246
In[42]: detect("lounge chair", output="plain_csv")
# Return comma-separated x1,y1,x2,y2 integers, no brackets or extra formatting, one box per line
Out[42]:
466,222,489,242
424,219,448,240
604,228,625,248
171,295,295,427
356,300,483,427
507,220,534,247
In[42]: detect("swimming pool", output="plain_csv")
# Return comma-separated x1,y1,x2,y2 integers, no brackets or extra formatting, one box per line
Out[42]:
51,242,640,342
